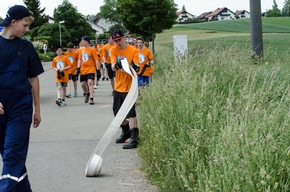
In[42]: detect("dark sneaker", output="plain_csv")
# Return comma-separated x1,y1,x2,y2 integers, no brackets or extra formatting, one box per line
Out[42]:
84,93,90,103
89,98,94,105
55,99,61,106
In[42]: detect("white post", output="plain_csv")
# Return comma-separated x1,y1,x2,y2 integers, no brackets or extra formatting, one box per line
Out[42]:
59,21,65,47
173,35,188,63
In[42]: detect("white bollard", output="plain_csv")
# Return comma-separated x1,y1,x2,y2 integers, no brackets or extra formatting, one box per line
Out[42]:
173,35,188,63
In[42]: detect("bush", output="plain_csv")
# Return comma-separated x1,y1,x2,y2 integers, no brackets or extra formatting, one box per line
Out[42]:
38,51,54,62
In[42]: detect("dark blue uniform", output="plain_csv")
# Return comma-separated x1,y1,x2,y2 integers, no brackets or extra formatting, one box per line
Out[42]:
0,36,44,191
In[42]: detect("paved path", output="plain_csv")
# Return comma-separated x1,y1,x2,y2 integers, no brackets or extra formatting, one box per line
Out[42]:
9,62,157,192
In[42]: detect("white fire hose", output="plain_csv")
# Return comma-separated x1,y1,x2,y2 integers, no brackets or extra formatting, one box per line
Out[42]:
85,59,138,177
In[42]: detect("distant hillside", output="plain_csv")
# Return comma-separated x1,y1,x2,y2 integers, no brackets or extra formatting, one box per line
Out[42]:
173,17,290,33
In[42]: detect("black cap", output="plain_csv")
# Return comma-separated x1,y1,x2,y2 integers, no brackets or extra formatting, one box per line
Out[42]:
111,30,124,41
82,36,90,43
0,5,32,27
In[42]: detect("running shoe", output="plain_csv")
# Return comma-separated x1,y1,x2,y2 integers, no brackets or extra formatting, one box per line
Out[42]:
55,99,61,106
89,98,94,105
61,101,67,106
84,93,90,103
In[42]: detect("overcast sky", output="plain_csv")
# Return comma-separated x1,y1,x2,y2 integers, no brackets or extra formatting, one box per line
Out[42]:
0,0,284,18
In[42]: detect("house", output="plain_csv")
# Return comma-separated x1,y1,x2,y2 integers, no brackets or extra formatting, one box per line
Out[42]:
92,14,114,35
176,5,195,22
205,7,236,21
235,10,250,19
48,16,54,24
197,11,212,21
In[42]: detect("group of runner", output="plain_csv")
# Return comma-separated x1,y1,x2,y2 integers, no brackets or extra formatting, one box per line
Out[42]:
52,32,154,107
52,29,154,149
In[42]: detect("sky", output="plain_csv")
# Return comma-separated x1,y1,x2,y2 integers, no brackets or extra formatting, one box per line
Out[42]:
0,0,285,18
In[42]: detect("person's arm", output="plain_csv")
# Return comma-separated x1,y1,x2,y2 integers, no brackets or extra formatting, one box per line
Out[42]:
96,59,100,70
29,77,41,128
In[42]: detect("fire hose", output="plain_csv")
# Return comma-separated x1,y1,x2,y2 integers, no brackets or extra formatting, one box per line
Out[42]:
85,58,138,177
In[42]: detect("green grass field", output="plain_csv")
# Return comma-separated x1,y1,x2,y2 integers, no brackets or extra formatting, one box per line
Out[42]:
138,18,290,192
174,17,290,33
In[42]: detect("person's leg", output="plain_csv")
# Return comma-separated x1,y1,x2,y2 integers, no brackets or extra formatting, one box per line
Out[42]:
80,75,89,99
87,74,95,104
106,64,115,91
72,75,78,97
55,83,62,106
61,85,67,106
123,104,139,149
0,93,33,191
113,91,130,142
66,74,72,98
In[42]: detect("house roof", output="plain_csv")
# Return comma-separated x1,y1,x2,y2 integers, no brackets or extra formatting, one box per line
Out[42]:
205,7,227,18
197,11,212,19
176,5,195,17
235,10,250,15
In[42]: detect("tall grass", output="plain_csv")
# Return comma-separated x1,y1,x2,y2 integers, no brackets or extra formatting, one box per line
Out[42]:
138,44,290,191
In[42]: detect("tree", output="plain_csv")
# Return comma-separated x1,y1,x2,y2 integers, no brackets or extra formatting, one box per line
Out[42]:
116,0,177,38
265,0,283,17
282,0,290,16
24,0,48,29
116,0,178,52
100,0,123,25
37,23,71,49
53,0,95,46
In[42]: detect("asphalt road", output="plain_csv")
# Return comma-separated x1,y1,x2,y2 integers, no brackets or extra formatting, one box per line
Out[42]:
1,62,157,192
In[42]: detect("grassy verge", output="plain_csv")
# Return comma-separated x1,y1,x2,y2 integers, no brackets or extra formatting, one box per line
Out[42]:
138,32,290,191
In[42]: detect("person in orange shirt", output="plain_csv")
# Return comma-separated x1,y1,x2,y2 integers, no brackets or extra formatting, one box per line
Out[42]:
77,36,100,105
135,37,154,93
64,42,79,98
52,46,71,106
100,35,116,92
110,30,140,149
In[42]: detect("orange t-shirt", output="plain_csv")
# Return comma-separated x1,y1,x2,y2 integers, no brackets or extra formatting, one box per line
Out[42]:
100,43,115,64
137,47,154,76
78,46,99,75
64,50,78,75
110,45,139,93
51,55,71,83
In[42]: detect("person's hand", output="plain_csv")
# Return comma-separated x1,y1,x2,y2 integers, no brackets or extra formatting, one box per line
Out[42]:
146,62,152,67
132,63,140,72
0,102,4,115
115,60,122,70
32,111,41,128
76,68,80,76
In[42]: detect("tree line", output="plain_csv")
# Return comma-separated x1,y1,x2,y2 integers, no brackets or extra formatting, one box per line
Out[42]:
0,0,178,55
3,0,287,54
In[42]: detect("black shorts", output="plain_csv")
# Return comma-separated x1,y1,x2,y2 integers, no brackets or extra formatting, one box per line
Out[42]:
105,63,115,79
80,73,95,82
113,91,136,118
69,74,78,81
